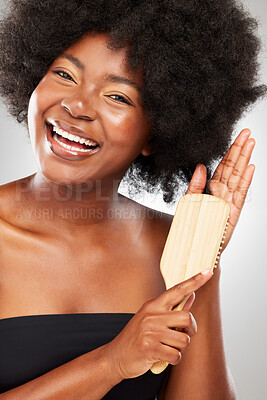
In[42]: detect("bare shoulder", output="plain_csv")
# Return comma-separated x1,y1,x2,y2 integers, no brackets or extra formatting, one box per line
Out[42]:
0,176,35,238
144,205,173,249
121,195,173,257
0,179,18,219
117,196,174,302
146,206,173,261
0,176,32,221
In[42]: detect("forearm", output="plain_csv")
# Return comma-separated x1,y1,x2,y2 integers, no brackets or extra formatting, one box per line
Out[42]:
163,263,236,400
0,343,122,400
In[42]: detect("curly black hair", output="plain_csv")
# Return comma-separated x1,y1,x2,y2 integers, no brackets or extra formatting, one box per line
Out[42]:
0,0,266,203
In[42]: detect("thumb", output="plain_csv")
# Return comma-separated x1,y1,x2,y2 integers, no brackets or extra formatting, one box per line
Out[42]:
186,164,207,194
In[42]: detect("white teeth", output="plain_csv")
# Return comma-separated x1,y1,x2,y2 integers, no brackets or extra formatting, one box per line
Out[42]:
59,128,66,137
52,125,98,146
53,134,100,154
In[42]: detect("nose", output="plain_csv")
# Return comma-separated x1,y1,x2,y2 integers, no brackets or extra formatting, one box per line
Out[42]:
61,94,96,121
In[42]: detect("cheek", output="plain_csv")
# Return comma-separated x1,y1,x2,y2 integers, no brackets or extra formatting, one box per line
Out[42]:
28,79,60,140
28,89,40,147
103,108,149,148
28,77,58,123
27,81,54,155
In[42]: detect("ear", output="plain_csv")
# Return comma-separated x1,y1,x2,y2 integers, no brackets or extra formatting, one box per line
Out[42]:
140,136,156,156
141,145,151,156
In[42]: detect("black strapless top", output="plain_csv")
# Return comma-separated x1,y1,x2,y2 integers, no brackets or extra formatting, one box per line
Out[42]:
0,313,168,399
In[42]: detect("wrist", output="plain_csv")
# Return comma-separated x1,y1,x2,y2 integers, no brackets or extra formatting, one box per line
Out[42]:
99,343,124,387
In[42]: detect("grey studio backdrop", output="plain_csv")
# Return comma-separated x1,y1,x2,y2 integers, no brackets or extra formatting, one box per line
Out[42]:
0,0,266,399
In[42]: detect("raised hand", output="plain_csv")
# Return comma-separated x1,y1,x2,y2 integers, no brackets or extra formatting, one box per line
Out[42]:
186,128,256,253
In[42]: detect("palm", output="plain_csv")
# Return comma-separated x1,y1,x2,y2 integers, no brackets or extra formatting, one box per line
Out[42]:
186,129,256,253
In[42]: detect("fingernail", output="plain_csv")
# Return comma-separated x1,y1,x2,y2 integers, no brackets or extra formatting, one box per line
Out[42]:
243,130,251,138
195,164,204,177
201,268,213,275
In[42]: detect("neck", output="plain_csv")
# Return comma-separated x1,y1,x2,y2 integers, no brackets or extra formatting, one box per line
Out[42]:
19,171,128,228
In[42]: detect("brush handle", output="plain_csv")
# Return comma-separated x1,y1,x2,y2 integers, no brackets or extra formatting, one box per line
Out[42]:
150,293,191,374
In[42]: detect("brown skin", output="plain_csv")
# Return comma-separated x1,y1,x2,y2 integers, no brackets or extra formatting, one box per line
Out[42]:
0,31,255,399
28,31,152,189
158,130,255,400
0,32,164,318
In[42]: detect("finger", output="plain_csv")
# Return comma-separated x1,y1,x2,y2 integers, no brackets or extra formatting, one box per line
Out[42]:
168,310,197,337
220,132,252,186
155,269,213,311
155,344,182,366
160,329,191,351
232,164,255,212
148,309,197,337
211,129,251,183
186,164,207,194
227,138,255,193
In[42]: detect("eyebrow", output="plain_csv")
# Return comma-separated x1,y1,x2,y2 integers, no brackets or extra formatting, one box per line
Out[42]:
60,53,85,70
105,74,141,95
60,53,142,94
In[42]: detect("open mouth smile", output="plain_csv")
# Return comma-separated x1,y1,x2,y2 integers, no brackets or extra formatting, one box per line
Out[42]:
46,123,101,160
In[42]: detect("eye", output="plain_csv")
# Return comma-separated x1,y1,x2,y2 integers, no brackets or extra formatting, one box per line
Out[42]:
53,70,76,82
107,94,132,105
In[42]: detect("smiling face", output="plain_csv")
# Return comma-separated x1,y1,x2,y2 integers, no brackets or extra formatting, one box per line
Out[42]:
27,32,152,188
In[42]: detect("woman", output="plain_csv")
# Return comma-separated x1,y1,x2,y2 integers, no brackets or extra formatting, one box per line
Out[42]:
0,0,265,399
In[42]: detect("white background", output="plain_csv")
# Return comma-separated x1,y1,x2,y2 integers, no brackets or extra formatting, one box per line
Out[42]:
0,0,266,398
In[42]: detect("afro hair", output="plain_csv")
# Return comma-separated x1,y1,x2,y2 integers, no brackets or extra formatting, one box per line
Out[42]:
0,0,266,203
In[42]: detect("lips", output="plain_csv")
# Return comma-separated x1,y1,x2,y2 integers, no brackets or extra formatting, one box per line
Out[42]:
45,123,101,161
46,118,100,145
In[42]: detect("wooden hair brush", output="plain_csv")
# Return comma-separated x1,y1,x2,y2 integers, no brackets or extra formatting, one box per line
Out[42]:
150,193,230,374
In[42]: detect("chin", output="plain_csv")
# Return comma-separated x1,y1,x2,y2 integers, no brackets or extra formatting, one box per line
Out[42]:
38,168,95,188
